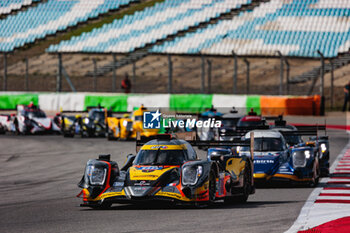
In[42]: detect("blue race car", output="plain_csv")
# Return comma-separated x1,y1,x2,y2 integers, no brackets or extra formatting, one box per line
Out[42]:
239,130,320,186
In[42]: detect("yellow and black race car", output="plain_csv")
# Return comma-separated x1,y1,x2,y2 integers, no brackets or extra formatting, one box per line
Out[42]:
106,105,159,140
77,134,255,209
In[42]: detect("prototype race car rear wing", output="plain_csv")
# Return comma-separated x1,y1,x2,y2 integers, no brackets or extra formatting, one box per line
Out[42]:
218,125,270,137
280,125,327,137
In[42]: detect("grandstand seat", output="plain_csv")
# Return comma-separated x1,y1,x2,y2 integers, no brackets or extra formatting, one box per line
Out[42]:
151,0,350,58
0,0,41,16
0,0,137,52
47,0,252,53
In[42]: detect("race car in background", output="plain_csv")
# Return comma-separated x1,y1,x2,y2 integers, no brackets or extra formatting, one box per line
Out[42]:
271,119,329,177
271,123,303,147
3,104,61,134
106,113,133,140
236,109,266,128
239,130,320,186
0,114,14,133
106,105,159,140
61,107,107,137
77,134,254,209
218,107,243,141
309,134,329,176
197,106,222,142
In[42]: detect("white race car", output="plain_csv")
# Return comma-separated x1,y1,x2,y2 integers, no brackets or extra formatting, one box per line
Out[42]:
11,104,60,134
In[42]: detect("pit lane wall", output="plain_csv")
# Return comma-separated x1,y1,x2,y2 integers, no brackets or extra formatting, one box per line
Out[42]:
0,92,321,115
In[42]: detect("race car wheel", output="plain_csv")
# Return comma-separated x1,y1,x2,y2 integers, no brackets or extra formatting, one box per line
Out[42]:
208,170,216,204
310,162,320,187
107,128,115,141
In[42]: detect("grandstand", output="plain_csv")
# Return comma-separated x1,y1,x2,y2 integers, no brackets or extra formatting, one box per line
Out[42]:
0,0,138,52
0,0,41,17
0,0,349,109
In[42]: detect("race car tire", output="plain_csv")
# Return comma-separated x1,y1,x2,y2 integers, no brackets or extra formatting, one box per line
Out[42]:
63,132,74,138
310,162,320,187
107,128,115,141
208,170,216,204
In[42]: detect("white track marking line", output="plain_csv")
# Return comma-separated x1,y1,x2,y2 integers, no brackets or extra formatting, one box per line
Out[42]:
328,178,350,182
285,135,350,233
321,190,350,194
317,196,350,200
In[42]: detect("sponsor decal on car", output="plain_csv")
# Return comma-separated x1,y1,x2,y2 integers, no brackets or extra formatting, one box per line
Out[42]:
254,160,275,164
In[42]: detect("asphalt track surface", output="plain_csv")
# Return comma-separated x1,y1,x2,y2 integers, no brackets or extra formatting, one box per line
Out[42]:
0,128,348,233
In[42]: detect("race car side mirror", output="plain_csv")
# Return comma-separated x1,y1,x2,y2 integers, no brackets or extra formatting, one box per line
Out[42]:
121,154,136,171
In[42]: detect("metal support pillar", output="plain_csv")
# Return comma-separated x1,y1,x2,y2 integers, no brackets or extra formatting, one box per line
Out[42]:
277,51,284,95
329,59,334,109
3,53,7,91
132,61,136,93
244,59,250,94
232,50,238,94
201,54,205,93
93,59,97,92
207,60,212,94
25,58,29,91
56,53,62,92
168,54,172,93
317,50,325,116
112,54,117,92
285,57,290,95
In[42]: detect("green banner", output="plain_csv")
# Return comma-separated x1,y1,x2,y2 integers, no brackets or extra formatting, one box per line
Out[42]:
246,96,261,115
84,95,128,112
0,94,38,109
169,94,213,113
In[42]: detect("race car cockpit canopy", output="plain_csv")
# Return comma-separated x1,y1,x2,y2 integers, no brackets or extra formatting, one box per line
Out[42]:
88,109,105,120
134,139,197,166
243,130,286,152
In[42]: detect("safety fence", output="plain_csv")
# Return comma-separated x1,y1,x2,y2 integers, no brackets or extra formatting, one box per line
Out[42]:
0,92,320,115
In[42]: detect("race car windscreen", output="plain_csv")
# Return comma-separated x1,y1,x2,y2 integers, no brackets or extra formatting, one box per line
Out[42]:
241,138,284,152
237,120,263,127
90,111,105,120
222,118,239,127
134,149,185,165
24,110,46,118
284,135,302,146
134,115,143,121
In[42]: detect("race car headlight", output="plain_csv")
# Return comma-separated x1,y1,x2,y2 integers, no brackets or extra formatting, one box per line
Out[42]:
236,146,241,154
321,143,327,153
304,150,311,159
122,120,128,127
182,165,202,186
84,118,89,124
86,165,107,186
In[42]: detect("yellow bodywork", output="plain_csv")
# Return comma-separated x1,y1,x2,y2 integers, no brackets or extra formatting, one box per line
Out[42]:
253,173,312,182
130,107,159,138
106,106,159,140
106,117,132,139
128,166,176,181
225,157,246,183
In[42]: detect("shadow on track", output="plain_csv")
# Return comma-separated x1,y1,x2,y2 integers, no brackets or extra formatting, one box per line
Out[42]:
80,200,300,211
